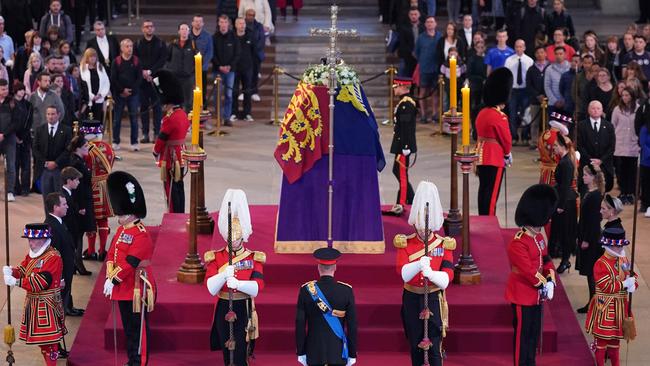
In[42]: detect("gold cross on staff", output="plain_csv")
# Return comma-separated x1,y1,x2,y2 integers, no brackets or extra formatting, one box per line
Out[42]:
309,5,358,80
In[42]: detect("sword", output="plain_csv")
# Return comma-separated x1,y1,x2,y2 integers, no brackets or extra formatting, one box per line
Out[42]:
112,301,118,366
137,271,148,357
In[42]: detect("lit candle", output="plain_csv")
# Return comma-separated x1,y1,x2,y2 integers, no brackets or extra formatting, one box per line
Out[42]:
194,52,202,91
449,56,457,110
461,82,470,147
191,87,201,145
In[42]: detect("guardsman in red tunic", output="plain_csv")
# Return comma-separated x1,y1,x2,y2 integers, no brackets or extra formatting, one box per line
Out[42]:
475,68,513,216
3,223,66,366
205,189,265,366
585,228,638,366
79,119,115,261
151,69,190,213
394,181,456,366
103,171,156,366
506,184,558,366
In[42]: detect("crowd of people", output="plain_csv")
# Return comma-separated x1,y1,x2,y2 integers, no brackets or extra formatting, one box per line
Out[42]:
387,0,650,219
0,0,280,205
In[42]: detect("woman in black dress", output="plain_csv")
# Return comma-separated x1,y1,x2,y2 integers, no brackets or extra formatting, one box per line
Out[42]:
67,135,95,275
575,164,605,313
600,194,624,230
552,134,578,273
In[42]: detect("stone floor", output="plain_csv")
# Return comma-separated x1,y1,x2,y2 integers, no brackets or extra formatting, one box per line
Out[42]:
2,5,650,365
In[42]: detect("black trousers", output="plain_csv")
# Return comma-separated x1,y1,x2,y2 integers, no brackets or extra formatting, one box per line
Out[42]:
392,155,414,205
118,300,150,366
477,165,504,216
61,256,75,310
14,141,31,195
139,83,162,138
615,156,638,196
402,290,443,366
511,304,541,366
641,165,650,207
233,69,253,117
169,180,185,214
211,298,251,366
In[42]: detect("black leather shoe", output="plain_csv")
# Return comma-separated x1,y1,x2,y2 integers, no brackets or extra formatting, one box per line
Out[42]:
82,249,98,261
140,137,151,144
75,267,92,276
97,251,107,262
576,304,589,314
556,261,571,274
65,308,83,317
58,347,69,358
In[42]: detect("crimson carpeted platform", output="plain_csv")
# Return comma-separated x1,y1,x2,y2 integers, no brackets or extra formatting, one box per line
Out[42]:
68,206,593,365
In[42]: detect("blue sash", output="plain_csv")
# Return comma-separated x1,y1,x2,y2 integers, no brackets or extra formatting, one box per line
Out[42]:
307,282,349,360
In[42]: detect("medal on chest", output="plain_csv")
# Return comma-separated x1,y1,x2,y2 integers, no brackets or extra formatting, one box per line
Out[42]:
35,259,44,269
119,232,134,245
235,259,253,271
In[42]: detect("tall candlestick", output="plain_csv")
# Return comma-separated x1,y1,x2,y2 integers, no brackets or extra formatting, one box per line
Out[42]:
450,56,457,109
194,52,202,91
461,83,470,147
191,87,201,145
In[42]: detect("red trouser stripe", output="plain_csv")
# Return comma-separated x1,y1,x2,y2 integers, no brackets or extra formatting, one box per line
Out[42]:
489,167,504,216
514,305,522,366
399,155,407,206
140,314,148,365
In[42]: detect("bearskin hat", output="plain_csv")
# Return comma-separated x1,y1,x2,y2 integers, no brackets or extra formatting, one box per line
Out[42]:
107,171,147,218
483,68,513,107
515,184,558,227
152,69,184,106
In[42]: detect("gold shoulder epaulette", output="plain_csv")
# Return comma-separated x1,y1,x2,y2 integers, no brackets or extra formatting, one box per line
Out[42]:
393,234,408,248
253,251,266,263
515,230,525,240
204,250,216,264
435,234,457,250
302,280,315,288
337,281,352,288
401,96,416,106
136,222,147,233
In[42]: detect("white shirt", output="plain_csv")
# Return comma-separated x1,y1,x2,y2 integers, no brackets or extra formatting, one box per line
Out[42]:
36,88,47,101
463,28,472,48
62,186,72,196
590,118,601,132
47,121,59,137
443,39,457,60
96,36,110,61
504,53,534,89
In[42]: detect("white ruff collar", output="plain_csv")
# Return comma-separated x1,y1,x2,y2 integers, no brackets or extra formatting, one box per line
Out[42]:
29,239,51,258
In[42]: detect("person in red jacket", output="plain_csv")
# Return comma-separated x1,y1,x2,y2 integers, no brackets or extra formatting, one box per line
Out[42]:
394,181,456,366
3,223,66,366
152,69,190,213
475,67,513,215
585,227,638,366
204,189,265,366
506,184,558,366
103,171,156,366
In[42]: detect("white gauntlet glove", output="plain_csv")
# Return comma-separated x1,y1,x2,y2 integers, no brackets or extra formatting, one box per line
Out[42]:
298,355,307,365
544,281,555,300
419,256,431,271
3,266,12,276
103,279,114,297
3,275,17,287
623,277,636,293
346,357,357,366
402,149,411,156
423,269,450,290
226,277,239,289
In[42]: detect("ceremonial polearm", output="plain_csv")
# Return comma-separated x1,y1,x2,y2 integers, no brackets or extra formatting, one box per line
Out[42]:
309,5,357,246
225,203,235,366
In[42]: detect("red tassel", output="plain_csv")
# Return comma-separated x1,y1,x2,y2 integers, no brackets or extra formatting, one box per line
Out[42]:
418,338,433,350
419,308,432,320
225,311,237,323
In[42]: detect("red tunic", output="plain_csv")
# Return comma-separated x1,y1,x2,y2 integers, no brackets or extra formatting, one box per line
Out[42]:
84,140,115,220
475,107,512,167
204,247,265,296
106,221,156,301
585,254,637,340
538,129,558,185
395,233,455,289
505,228,556,306
153,107,190,178
13,246,66,345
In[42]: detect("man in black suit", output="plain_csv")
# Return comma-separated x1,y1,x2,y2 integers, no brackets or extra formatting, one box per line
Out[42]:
296,248,357,366
397,8,424,78
85,20,120,75
459,14,477,56
32,105,72,202
44,192,84,317
577,100,616,194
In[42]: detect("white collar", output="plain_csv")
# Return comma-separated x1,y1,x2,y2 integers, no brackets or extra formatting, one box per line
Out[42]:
29,239,51,258
464,27,472,33
590,117,601,124
37,88,47,98
97,35,107,41
62,186,72,195
48,213,62,224
604,246,626,258
48,121,59,132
